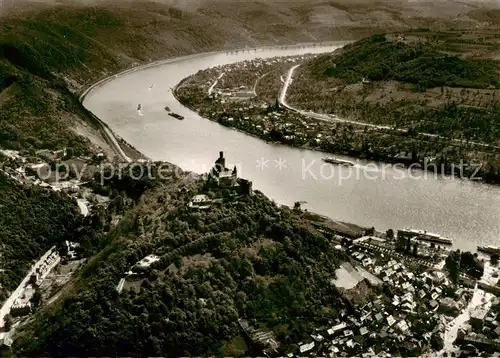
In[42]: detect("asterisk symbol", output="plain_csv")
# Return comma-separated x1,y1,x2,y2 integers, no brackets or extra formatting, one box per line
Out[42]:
274,157,287,171
256,157,269,170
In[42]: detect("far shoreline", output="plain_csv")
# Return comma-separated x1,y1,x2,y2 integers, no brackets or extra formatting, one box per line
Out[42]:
75,41,378,239
79,42,493,252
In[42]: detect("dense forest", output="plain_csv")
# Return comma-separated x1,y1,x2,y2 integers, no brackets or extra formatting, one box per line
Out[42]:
15,167,352,357
0,172,80,294
283,30,500,182
293,32,500,146
0,70,94,154
321,34,499,91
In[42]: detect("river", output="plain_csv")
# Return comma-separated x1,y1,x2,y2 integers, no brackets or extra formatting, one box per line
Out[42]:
83,43,500,252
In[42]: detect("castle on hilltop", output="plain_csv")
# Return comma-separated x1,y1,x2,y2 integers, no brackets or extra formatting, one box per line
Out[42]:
208,151,252,195
210,151,238,187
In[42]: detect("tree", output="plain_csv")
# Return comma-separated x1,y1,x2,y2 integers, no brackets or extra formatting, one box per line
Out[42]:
32,288,42,308
430,331,444,350
386,229,394,240
29,274,37,286
396,237,406,252
460,251,484,279
63,147,74,160
365,227,375,236
412,242,418,257
58,243,69,257
4,315,12,331
445,250,461,284
491,253,499,266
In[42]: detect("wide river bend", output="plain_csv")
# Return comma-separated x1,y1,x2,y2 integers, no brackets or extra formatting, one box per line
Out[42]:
83,43,500,252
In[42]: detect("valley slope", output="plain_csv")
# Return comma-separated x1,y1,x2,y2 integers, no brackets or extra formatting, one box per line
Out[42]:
1,0,500,356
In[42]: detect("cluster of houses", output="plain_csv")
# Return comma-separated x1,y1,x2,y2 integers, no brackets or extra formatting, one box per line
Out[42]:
348,243,478,317
205,56,316,102
278,237,480,357
181,55,349,149
287,297,443,357
202,102,327,148
459,294,500,353
4,248,62,321
0,148,100,190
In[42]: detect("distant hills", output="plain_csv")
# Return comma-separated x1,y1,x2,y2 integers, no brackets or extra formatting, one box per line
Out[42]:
1,1,500,356
316,33,499,91
0,0,499,155
286,29,500,181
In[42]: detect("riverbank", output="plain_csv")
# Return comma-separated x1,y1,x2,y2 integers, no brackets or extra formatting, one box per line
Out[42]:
286,31,500,183
79,45,345,164
175,61,499,185
79,44,373,240
82,41,500,251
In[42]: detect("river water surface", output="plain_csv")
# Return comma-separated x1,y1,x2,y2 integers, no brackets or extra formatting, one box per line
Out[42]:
83,44,500,251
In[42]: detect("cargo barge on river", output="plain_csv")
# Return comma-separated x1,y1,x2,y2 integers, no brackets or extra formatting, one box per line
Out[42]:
322,156,355,166
168,112,184,120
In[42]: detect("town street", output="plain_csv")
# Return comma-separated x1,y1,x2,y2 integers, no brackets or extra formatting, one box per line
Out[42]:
0,247,56,328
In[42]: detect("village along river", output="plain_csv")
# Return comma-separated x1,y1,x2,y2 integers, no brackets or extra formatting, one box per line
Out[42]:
83,43,500,252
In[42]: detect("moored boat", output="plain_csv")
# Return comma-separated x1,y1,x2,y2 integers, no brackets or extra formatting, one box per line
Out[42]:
477,245,500,255
397,228,453,245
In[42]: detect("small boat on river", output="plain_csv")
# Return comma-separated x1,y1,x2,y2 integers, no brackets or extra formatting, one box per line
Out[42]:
168,112,184,120
322,156,354,166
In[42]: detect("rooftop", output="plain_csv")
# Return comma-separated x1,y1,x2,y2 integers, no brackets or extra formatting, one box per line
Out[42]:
470,305,489,320
136,255,160,268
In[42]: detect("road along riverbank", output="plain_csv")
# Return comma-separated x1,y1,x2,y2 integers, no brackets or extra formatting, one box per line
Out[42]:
82,43,500,252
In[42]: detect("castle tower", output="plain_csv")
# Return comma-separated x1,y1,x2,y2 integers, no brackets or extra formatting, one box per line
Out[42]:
215,151,226,170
